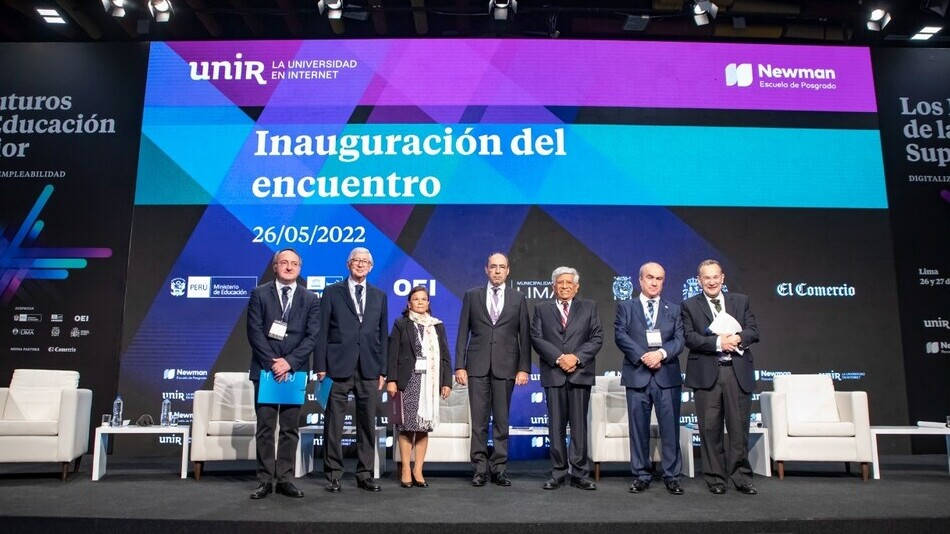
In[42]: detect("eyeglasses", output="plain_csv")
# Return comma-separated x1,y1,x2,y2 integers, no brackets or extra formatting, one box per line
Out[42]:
350,258,372,265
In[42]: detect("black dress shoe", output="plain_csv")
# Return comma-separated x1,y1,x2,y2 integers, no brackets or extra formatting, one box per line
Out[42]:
325,478,342,493
356,478,382,492
570,478,597,490
250,482,272,500
709,484,726,495
275,482,304,498
735,483,758,495
492,472,512,487
664,479,684,495
628,479,650,493
542,478,561,490
471,473,487,487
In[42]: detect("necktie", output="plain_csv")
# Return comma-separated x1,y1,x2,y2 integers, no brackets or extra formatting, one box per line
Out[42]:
560,300,569,329
645,299,655,330
355,284,364,321
280,286,291,319
490,287,500,324
710,297,721,315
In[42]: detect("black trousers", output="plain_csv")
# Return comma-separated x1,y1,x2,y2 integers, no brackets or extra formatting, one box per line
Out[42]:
322,374,378,481
545,382,592,480
252,380,301,484
693,365,753,488
467,374,514,475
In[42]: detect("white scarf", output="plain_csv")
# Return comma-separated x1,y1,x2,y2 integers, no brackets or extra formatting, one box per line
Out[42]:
408,310,442,428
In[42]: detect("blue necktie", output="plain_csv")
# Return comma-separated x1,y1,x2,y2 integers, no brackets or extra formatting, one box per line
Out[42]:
645,299,655,330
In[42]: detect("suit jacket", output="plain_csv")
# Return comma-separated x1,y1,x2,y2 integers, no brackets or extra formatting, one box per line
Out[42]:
614,296,684,389
529,298,603,387
246,280,320,381
313,280,388,380
681,292,759,394
386,316,452,390
455,286,531,379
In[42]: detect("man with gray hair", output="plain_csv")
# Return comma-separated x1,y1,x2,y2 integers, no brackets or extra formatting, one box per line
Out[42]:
530,266,603,490
315,246,388,492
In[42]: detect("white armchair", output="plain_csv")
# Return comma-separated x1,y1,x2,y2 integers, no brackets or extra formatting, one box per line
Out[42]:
399,382,471,467
190,372,256,480
0,369,92,480
761,374,872,480
588,375,693,480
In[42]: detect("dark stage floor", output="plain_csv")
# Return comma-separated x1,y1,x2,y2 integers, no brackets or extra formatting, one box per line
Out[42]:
1,455,948,534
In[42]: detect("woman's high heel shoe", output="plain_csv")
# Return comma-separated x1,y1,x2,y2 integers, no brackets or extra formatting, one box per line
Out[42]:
412,475,428,488
400,478,413,488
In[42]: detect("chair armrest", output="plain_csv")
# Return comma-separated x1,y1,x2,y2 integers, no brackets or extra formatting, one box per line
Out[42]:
191,390,213,460
835,391,872,460
760,391,787,442
57,388,92,461
588,390,607,455
0,388,7,416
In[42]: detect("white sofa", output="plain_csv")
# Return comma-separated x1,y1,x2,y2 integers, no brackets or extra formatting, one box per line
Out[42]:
190,372,257,480
588,375,693,480
760,374,872,480
397,382,471,467
0,369,92,480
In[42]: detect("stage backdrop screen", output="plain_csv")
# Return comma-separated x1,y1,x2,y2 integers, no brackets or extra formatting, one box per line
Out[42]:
119,39,908,456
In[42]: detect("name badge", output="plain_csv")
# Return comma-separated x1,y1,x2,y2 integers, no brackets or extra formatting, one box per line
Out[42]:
414,359,427,374
646,329,662,348
268,320,288,340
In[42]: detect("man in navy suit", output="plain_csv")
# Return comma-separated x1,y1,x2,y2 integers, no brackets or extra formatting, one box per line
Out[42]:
614,262,685,495
315,247,388,493
682,259,759,495
530,266,602,490
455,252,530,487
246,248,320,499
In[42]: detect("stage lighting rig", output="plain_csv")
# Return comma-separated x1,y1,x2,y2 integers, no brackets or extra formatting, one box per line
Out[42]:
148,0,174,22
101,0,127,17
692,1,718,26
489,0,517,22
866,8,891,31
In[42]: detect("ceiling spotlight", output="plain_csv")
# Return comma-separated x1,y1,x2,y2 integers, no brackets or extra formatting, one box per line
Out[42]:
911,26,943,40
489,0,517,22
866,8,891,31
101,0,126,18
693,1,719,27
36,7,66,24
148,0,174,23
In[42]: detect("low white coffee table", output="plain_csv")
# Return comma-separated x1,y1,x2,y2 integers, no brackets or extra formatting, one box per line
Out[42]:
91,425,190,481
869,425,950,479
296,424,387,479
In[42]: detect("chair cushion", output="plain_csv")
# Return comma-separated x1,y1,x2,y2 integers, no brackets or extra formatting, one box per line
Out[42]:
1,388,62,421
606,422,629,438
776,374,840,423
431,422,469,438
788,421,855,437
210,372,256,422
0,419,58,436
207,421,256,436
438,385,469,424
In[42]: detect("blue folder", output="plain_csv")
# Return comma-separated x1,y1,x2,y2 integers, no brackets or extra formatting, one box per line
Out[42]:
258,371,307,405
313,376,333,410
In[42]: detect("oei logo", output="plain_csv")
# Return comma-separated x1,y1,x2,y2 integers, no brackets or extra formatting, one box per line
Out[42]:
725,63,753,87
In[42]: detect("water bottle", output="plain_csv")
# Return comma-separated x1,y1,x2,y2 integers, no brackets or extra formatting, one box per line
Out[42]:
111,395,123,427
160,398,171,426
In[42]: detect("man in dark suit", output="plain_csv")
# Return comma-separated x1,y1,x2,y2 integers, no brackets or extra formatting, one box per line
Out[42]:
682,259,759,495
314,247,388,493
614,262,685,495
455,252,530,487
246,248,320,499
530,266,602,490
